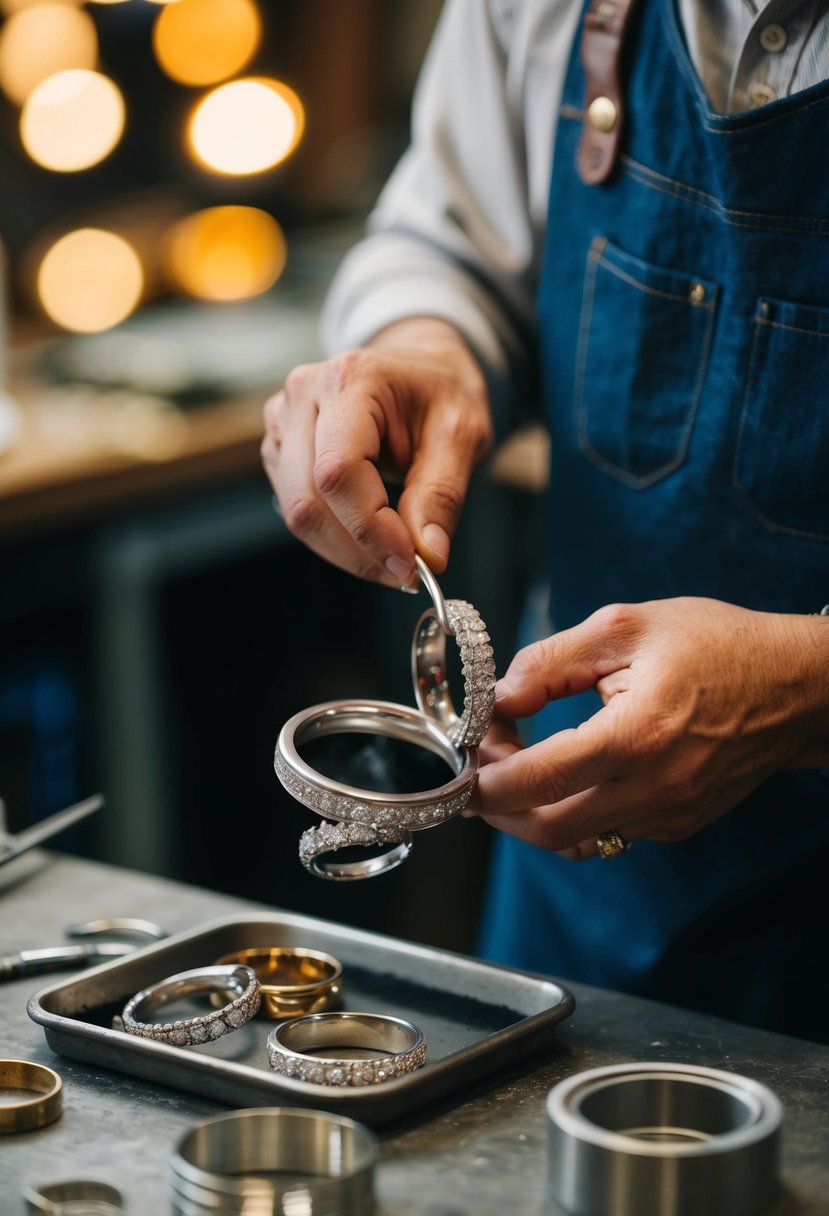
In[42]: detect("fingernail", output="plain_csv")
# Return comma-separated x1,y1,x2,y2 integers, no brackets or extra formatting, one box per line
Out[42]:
385,555,416,587
494,678,513,701
422,522,450,564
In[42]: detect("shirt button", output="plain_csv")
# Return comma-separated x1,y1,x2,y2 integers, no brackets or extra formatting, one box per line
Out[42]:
750,83,778,106
759,23,787,53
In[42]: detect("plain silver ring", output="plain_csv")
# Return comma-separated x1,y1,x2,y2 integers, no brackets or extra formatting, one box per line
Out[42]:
266,1011,427,1087
275,699,477,831
121,965,260,1046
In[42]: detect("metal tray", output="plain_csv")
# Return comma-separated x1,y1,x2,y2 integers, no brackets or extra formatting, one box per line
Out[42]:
27,910,574,1126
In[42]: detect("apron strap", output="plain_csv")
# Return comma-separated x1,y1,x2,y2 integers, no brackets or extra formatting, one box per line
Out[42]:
577,0,640,185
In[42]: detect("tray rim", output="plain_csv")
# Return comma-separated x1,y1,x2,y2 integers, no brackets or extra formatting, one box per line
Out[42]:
27,909,575,1126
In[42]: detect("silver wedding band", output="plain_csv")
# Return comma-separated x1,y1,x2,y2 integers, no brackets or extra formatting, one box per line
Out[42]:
122,965,261,1045
266,1011,427,1087
276,700,478,831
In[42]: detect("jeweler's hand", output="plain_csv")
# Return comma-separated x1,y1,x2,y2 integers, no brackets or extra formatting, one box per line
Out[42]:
469,598,829,858
261,317,493,589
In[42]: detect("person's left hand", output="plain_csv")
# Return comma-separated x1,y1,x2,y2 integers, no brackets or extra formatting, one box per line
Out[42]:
469,597,827,858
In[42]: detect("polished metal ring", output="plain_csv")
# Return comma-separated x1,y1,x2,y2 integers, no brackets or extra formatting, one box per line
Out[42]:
213,947,344,1019
121,965,261,1046
275,699,477,832
267,1011,427,1087
170,1107,377,1215
299,819,413,881
0,1060,62,1135
596,829,629,859
23,1180,124,1214
547,1062,783,1216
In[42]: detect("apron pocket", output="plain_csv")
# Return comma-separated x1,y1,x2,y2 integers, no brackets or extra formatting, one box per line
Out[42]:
575,235,718,487
734,297,829,542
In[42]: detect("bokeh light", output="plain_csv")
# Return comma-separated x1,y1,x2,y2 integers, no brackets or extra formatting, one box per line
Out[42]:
153,0,262,87
165,205,286,300
38,228,144,332
20,69,125,172
0,5,98,106
188,77,304,175
0,0,83,14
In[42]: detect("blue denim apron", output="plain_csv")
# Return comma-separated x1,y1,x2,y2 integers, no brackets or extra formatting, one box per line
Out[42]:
479,0,829,1039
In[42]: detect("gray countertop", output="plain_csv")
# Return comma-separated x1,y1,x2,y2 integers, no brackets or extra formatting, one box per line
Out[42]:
1,852,827,1215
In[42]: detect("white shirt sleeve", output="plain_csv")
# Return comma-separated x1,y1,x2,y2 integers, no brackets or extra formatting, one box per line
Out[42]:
320,0,581,432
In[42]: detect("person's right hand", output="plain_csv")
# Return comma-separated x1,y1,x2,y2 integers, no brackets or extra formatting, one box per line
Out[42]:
261,317,493,589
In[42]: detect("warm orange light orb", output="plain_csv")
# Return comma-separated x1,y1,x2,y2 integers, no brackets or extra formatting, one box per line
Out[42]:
38,228,144,332
1,0,83,14
153,0,261,87
188,77,304,176
0,5,98,106
165,205,286,300
21,69,125,172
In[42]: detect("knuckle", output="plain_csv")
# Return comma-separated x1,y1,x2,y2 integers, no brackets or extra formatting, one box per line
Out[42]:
519,753,571,807
326,348,377,393
313,453,351,499
424,477,464,523
625,717,673,763
510,638,554,684
282,492,322,537
350,516,379,550
283,363,316,398
592,601,639,638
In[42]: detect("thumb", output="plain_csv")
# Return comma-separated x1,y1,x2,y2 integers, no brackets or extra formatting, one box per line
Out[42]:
495,607,638,716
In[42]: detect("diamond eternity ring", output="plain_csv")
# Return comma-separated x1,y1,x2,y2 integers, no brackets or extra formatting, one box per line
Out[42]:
266,1011,427,1087
121,964,261,1046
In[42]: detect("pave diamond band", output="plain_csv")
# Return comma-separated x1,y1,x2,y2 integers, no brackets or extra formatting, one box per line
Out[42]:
266,1011,427,1087
299,819,412,880
413,597,496,747
121,965,261,1046
275,700,477,832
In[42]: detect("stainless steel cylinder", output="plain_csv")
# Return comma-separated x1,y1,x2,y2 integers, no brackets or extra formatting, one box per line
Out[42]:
170,1107,377,1215
547,1062,783,1216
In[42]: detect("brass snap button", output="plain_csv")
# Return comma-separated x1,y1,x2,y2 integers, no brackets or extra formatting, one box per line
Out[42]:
587,96,617,132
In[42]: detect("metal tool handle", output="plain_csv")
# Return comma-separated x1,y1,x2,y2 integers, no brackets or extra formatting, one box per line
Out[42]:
0,943,132,981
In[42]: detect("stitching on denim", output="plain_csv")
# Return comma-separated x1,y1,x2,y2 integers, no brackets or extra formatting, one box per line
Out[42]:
597,253,715,309
701,85,829,136
622,155,829,229
560,104,583,120
622,155,826,233
733,317,829,543
622,163,829,237
573,238,604,471
757,316,829,339
575,237,716,489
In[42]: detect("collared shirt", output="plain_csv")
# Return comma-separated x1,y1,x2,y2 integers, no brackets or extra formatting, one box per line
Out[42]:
322,0,829,424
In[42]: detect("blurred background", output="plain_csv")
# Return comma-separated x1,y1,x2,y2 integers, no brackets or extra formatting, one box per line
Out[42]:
0,0,546,954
